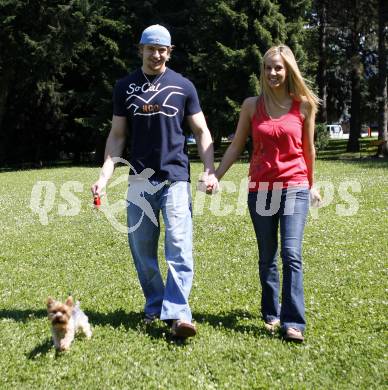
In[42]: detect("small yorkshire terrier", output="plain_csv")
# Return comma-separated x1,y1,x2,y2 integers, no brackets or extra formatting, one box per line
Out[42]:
47,296,92,351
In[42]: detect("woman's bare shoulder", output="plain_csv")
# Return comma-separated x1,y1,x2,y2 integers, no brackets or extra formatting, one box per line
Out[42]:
241,96,259,117
243,96,258,106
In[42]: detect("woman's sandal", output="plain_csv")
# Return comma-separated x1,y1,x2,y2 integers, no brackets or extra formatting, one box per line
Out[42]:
264,319,280,333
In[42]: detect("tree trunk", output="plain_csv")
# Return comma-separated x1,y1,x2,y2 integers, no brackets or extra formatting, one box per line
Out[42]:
347,54,362,152
377,0,388,157
347,11,362,153
317,0,328,123
0,68,13,163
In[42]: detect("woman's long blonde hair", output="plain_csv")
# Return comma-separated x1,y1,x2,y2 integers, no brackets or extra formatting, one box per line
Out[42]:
260,45,320,114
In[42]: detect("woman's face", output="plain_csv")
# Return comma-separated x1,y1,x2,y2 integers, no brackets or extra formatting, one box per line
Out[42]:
264,54,287,89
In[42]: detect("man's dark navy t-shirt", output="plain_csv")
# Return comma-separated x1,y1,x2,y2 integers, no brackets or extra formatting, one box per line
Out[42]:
113,68,202,182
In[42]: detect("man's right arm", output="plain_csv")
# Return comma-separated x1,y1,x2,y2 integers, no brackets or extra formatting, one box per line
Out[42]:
91,115,127,195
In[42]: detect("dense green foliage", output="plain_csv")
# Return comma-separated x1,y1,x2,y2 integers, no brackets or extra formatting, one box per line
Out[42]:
0,0,135,164
0,0,384,163
314,123,330,151
310,0,386,153
0,159,387,388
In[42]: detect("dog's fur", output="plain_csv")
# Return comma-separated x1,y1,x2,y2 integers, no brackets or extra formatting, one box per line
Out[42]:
47,296,92,351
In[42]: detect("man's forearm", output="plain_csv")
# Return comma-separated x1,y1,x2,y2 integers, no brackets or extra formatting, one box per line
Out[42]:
98,157,115,184
196,131,216,173
98,130,126,185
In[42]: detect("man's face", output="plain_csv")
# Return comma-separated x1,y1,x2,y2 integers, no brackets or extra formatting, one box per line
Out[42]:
141,44,171,75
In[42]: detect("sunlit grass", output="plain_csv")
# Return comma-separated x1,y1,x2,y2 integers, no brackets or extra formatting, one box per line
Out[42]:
0,159,387,389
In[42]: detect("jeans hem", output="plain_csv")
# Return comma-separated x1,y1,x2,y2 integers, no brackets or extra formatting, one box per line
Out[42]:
281,323,306,332
263,315,280,323
160,315,192,323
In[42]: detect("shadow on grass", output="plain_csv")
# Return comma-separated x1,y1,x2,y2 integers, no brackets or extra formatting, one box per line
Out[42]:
317,138,388,163
0,308,186,343
194,309,270,339
88,309,190,346
26,339,53,359
0,161,101,173
87,309,143,330
317,155,388,167
0,308,144,329
0,309,63,359
89,309,274,342
0,307,278,346
0,307,190,352
335,156,388,166
0,309,47,322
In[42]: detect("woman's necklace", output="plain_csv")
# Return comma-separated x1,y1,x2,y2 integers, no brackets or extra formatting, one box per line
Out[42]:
142,69,166,87
266,97,292,120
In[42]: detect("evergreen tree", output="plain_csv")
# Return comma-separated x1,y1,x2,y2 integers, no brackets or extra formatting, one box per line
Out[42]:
376,0,388,156
0,0,134,164
188,0,310,146
314,0,328,122
61,0,132,163
0,0,91,163
310,0,379,152
277,0,312,72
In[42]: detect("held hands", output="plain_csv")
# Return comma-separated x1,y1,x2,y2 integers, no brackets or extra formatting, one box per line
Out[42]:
197,172,219,194
310,187,322,208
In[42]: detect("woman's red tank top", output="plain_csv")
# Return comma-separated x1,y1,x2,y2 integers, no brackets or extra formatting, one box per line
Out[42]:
249,97,309,191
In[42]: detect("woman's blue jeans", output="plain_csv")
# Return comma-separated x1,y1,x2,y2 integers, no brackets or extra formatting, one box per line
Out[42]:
248,187,309,332
127,180,193,322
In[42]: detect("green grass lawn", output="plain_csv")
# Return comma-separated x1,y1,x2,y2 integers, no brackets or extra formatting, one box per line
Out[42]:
0,158,387,389
317,137,383,160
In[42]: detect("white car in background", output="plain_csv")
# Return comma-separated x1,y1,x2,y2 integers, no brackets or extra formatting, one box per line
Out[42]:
186,135,196,145
326,124,343,137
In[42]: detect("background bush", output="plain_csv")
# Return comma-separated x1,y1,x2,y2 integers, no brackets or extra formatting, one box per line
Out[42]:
314,123,330,151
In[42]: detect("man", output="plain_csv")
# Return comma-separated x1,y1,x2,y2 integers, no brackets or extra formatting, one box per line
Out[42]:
91,24,218,338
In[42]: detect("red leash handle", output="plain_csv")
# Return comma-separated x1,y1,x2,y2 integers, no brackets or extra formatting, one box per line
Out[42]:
93,194,101,208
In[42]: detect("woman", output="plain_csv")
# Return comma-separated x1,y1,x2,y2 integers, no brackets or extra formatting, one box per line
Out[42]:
215,45,321,342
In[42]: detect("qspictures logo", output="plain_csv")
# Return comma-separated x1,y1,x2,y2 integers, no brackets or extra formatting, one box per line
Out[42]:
29,157,362,234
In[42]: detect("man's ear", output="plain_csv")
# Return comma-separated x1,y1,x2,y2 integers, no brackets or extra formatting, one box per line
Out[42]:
138,45,144,59
167,46,174,58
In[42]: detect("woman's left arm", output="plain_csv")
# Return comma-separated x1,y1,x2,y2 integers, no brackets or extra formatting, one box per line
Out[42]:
301,101,316,188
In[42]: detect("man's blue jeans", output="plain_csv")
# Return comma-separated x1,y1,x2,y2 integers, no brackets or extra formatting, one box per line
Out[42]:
248,187,309,332
127,180,193,322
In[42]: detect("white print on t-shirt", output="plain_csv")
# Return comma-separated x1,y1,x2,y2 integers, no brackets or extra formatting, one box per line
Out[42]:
125,84,184,117
127,82,162,94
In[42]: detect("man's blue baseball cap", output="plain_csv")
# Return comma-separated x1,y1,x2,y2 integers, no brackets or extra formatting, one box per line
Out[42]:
139,24,171,46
